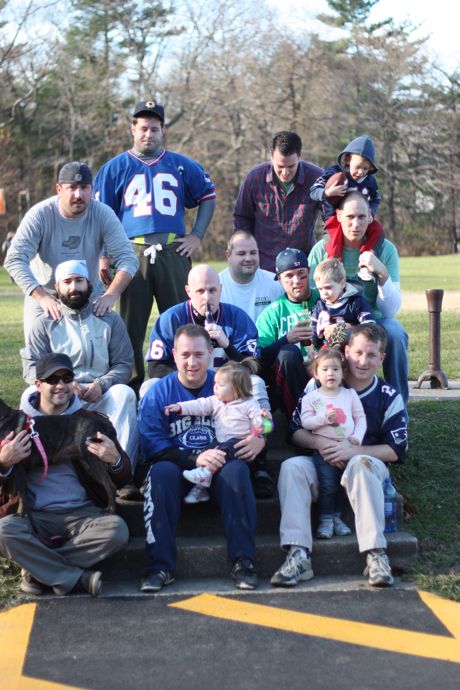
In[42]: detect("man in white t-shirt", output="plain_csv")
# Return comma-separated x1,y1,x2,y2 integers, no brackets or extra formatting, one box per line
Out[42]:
219,231,284,323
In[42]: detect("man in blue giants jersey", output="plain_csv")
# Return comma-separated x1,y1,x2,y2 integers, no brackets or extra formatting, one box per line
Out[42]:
144,264,260,381
138,325,262,592
94,100,216,390
270,323,408,589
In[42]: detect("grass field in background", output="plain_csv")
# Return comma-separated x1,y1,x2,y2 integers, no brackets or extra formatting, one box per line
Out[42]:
0,256,459,604
399,254,460,291
1,254,458,405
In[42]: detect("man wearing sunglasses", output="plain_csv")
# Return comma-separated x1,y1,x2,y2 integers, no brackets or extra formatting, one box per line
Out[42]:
0,353,130,597
20,259,139,485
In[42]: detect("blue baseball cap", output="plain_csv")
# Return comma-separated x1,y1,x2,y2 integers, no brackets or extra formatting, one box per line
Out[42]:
274,248,309,280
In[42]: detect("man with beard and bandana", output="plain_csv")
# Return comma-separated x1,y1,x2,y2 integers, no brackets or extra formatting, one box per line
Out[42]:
20,260,139,476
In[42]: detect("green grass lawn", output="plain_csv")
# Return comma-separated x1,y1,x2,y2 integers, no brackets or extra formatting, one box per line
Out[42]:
400,311,457,381
393,400,460,601
0,256,459,605
399,254,460,291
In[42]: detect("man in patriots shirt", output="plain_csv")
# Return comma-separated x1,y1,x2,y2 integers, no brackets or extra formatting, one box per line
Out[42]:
143,263,273,497
94,100,216,390
271,323,408,589
138,325,262,592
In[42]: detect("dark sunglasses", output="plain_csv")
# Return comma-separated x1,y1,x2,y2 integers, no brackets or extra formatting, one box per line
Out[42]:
42,374,74,385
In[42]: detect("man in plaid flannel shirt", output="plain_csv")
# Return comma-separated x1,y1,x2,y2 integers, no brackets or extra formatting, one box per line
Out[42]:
233,131,323,273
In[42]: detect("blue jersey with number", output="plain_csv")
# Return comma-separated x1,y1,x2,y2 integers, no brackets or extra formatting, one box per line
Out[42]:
146,301,260,368
93,150,216,238
138,370,217,460
290,375,407,462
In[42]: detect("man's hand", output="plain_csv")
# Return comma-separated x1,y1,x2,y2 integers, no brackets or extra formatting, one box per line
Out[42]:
359,251,388,284
0,430,32,470
79,381,103,404
99,257,113,287
204,323,229,348
196,447,226,473
174,234,201,257
85,432,119,465
92,293,117,316
38,294,62,321
286,322,313,345
233,434,265,463
320,439,358,469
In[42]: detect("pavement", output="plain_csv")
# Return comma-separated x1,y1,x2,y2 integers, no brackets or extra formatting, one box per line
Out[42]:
409,379,460,401
4,583,460,690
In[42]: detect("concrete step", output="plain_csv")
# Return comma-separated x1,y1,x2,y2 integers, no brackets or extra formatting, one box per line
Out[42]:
115,417,415,585
117,497,281,537
117,491,403,539
23,575,418,600
101,531,418,582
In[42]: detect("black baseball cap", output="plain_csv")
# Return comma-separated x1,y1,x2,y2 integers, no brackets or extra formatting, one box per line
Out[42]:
58,162,93,185
274,248,309,280
133,100,165,123
36,353,74,380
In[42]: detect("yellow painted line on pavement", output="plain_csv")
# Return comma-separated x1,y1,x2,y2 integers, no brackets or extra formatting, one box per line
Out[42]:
170,591,460,664
0,603,86,690
419,590,460,639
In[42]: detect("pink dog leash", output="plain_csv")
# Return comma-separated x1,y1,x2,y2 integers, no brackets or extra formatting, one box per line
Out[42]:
25,417,49,482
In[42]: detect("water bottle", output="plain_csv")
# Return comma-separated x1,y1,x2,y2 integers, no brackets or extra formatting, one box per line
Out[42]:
383,477,398,533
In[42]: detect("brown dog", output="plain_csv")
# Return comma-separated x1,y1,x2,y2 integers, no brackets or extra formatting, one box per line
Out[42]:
0,398,122,512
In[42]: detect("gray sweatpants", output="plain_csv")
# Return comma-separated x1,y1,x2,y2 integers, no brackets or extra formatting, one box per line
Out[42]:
0,506,129,594
277,454,389,554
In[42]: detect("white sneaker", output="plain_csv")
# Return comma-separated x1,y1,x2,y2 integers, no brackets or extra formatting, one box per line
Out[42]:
271,550,314,587
184,485,210,504
364,550,394,587
183,467,212,488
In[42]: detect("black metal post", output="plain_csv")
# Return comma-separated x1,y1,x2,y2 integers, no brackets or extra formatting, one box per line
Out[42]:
415,289,449,389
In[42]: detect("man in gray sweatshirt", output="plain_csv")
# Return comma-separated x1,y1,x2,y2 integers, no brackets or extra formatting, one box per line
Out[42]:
4,161,138,339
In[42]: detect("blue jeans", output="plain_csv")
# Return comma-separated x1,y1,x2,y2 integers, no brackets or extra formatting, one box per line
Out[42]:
377,317,409,405
312,451,345,517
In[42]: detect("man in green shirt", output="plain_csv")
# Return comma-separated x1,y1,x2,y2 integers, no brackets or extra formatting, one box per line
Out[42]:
308,192,408,404
256,249,319,416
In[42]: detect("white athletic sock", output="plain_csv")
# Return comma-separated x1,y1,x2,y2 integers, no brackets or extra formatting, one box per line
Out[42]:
289,546,308,560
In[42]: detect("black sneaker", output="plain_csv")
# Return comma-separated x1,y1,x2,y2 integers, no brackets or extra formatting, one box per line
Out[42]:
140,570,175,593
253,470,275,499
231,558,258,590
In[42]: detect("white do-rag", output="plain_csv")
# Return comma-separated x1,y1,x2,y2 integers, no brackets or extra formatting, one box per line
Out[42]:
55,259,89,283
